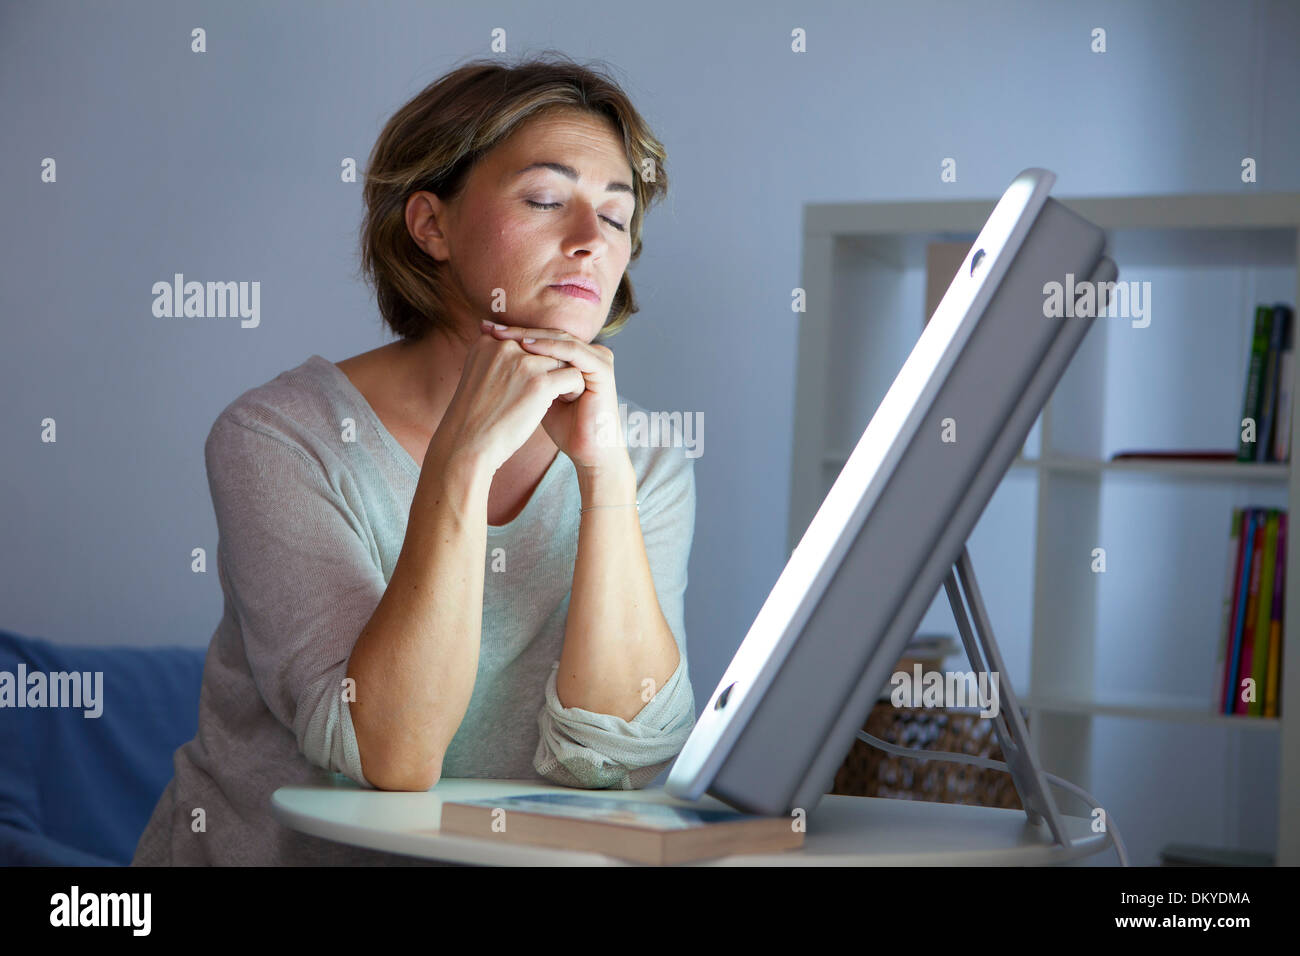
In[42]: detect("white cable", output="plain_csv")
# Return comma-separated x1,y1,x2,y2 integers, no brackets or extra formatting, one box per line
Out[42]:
856,729,1129,866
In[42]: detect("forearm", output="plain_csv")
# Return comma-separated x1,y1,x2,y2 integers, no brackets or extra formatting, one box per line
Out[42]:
347,440,491,790
556,455,681,721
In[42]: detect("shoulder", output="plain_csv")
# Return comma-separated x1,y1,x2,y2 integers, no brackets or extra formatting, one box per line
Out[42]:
205,355,344,474
617,394,699,520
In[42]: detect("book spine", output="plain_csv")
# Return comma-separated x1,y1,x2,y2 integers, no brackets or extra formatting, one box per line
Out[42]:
1213,509,1244,712
1239,306,1274,462
1235,516,1266,715
1249,511,1279,715
1225,509,1259,713
1272,305,1295,462
1259,313,1285,461
1266,512,1287,718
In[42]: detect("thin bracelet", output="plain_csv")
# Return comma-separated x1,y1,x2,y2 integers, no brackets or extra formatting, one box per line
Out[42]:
580,499,640,514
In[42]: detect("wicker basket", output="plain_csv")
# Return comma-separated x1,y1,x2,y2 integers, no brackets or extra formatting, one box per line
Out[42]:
831,701,1024,810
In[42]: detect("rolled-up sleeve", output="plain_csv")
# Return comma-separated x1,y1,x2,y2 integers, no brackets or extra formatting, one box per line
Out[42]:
206,412,382,788
533,449,698,789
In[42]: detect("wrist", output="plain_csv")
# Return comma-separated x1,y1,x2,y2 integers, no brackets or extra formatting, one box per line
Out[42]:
576,454,636,505
425,436,494,495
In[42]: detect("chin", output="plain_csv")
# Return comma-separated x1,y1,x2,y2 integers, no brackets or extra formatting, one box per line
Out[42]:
538,313,599,341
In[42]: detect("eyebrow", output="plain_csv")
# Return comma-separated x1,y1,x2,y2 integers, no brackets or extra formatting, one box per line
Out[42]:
512,161,635,196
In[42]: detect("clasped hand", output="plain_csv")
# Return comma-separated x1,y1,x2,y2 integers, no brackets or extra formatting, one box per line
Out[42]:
480,319,627,471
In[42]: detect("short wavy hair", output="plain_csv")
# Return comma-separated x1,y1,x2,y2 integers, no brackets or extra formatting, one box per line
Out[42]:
357,53,669,345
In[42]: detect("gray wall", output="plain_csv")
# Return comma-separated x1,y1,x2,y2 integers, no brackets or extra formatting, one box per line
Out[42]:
3,0,1298,863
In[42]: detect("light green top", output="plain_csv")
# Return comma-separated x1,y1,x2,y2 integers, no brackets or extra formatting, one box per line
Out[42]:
133,354,697,865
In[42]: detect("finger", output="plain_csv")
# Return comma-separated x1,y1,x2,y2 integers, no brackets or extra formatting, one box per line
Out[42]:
480,320,550,338
484,322,575,345
517,335,607,378
547,365,586,402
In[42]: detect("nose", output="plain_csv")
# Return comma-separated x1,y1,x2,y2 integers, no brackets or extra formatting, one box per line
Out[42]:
558,203,608,260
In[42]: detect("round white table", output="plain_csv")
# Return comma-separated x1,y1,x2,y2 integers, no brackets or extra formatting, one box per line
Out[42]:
272,777,1114,866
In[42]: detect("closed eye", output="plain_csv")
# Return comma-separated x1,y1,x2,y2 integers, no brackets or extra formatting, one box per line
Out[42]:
526,200,626,232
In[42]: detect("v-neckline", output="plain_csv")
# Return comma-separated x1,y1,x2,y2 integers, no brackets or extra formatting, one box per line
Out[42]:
310,354,566,533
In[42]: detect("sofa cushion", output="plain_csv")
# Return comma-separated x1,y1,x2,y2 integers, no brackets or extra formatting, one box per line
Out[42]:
0,630,206,865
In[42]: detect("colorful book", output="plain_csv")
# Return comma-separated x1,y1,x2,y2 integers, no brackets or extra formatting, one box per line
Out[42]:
1239,306,1275,462
1259,310,1287,461
1248,511,1279,715
1265,513,1286,717
1227,510,1258,713
1235,515,1266,715
1213,509,1244,711
439,792,804,864
1272,305,1295,462
1224,509,1258,713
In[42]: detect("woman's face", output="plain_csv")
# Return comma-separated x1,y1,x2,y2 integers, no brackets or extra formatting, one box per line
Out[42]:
413,109,637,343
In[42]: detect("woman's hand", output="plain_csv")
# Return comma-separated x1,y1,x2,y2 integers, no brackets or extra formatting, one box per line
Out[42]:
432,323,587,475
480,320,627,470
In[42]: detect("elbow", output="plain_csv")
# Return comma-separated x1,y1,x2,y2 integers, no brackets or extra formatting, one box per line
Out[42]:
357,735,444,791
349,690,465,791
363,753,443,792
352,706,449,791
378,767,441,792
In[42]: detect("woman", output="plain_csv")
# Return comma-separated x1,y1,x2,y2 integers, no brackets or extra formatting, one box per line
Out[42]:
132,55,697,866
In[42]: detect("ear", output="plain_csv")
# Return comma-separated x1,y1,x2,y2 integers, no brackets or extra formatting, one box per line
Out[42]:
406,191,453,262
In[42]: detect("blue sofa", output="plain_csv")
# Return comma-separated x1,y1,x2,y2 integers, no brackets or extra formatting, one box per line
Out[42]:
0,629,206,865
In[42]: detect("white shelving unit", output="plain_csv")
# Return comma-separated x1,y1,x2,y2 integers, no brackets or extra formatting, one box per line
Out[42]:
791,190,1300,865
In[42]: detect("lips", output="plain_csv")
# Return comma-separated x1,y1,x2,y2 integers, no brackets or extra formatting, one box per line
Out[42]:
549,275,600,297
549,284,601,303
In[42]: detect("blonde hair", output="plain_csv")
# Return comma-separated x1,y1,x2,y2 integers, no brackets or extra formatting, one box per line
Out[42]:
358,52,669,345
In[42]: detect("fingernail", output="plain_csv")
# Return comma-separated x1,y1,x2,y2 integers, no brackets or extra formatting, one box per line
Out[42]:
522,337,536,343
